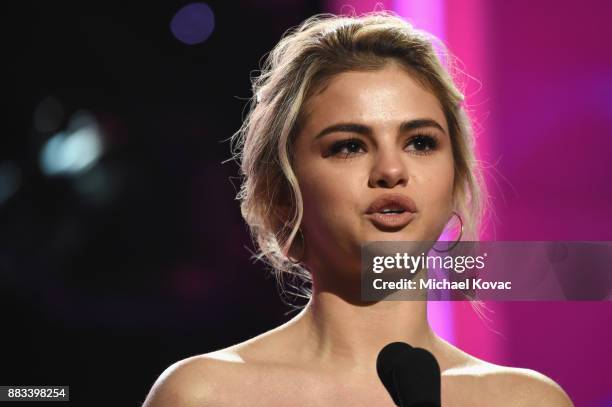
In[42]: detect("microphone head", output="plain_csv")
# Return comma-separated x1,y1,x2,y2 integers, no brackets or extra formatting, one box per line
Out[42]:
394,347,441,406
376,342,441,407
376,342,414,406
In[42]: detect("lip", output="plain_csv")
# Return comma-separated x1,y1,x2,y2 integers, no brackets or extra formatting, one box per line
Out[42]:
366,211,416,230
365,193,417,231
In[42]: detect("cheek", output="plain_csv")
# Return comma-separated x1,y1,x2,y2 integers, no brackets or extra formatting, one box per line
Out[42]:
422,165,454,201
414,157,455,225
297,164,363,233
302,174,357,217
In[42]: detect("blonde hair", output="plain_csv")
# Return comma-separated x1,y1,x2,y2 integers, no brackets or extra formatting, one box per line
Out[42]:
230,11,488,302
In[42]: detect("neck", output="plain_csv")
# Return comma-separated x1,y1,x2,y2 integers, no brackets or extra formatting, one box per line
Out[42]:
291,282,437,375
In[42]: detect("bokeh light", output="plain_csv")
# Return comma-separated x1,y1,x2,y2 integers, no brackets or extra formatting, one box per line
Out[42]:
40,111,104,176
170,2,215,45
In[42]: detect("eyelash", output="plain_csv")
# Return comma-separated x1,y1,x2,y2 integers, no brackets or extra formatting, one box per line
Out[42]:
328,134,439,159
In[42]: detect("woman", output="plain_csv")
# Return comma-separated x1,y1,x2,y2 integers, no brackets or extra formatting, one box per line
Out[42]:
144,12,573,406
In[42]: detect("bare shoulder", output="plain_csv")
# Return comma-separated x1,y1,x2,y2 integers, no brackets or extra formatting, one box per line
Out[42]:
142,350,244,407
436,338,573,407
489,366,574,407
141,323,297,407
454,360,574,407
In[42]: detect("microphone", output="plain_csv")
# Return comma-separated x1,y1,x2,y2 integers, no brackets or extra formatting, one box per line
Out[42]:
376,342,441,407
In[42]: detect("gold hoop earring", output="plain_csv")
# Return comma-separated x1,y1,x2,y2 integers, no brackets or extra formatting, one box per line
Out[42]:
432,211,463,253
288,228,306,264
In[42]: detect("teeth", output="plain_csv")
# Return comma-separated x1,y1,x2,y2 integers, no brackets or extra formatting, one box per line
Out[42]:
381,209,404,214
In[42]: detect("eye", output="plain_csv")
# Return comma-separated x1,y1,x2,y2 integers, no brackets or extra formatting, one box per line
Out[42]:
406,134,439,155
329,138,366,158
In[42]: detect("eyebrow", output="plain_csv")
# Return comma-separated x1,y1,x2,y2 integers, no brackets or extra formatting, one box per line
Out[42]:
314,118,446,139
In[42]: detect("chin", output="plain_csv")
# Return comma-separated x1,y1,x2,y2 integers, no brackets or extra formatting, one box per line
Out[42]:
364,222,422,238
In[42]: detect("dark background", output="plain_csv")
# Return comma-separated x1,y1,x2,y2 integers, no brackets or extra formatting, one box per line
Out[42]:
3,2,321,405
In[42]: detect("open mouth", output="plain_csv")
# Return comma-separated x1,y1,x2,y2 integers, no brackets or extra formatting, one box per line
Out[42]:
379,209,406,214
365,193,418,230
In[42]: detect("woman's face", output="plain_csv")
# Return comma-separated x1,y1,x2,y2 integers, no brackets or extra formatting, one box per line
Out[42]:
292,62,455,276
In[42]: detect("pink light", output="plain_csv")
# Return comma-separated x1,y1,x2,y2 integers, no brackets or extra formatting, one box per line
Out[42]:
324,0,393,15
445,0,505,362
393,0,446,42
391,0,453,343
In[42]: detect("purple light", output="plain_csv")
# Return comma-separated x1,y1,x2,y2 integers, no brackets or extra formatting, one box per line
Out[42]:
170,2,215,45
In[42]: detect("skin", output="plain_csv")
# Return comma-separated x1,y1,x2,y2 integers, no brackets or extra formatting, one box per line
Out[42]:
292,61,455,299
143,63,574,406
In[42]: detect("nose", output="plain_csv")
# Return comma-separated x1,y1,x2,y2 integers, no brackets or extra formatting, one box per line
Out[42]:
367,145,409,188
